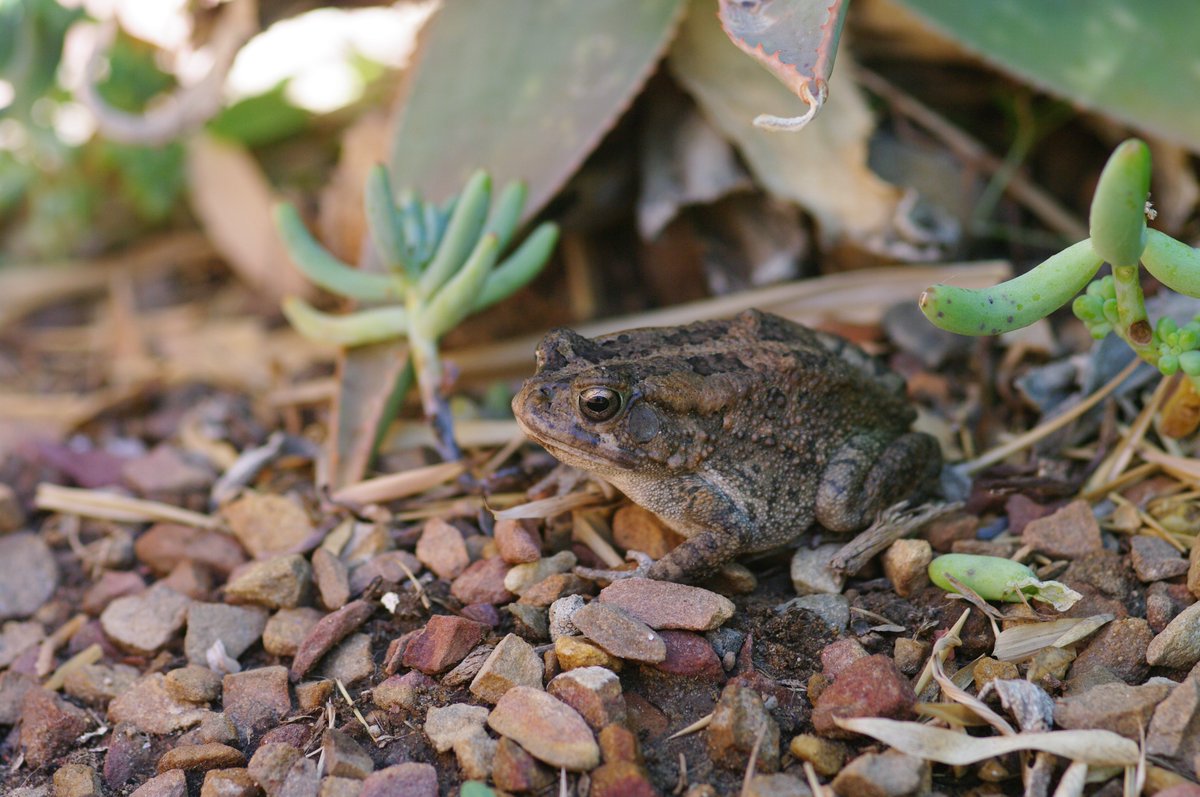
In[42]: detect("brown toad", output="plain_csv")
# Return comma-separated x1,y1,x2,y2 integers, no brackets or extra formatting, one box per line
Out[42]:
512,309,941,583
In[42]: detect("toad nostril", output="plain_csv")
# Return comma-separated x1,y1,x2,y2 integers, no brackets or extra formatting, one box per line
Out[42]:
538,386,553,401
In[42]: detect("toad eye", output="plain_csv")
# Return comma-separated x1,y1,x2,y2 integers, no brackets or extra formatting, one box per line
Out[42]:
578,387,622,422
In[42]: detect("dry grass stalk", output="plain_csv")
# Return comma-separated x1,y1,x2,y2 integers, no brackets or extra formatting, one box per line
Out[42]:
43,643,102,691
331,460,466,505
572,510,624,568
492,489,609,521
35,483,221,530
1085,374,1170,494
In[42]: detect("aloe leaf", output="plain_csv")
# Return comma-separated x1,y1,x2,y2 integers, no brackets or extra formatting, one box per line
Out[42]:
274,203,402,302
421,233,501,340
281,297,409,346
1089,139,1150,268
417,170,490,298
471,223,559,313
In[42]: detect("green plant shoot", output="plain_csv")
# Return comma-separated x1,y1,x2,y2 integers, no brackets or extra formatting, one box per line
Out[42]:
929,553,1080,611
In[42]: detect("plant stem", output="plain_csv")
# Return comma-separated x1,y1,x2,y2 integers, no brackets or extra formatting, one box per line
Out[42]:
1111,264,1157,363
406,301,462,463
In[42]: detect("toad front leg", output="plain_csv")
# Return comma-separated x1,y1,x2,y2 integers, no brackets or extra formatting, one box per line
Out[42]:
815,430,941,532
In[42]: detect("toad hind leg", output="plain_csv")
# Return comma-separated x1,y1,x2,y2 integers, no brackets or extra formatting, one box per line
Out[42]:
815,431,941,532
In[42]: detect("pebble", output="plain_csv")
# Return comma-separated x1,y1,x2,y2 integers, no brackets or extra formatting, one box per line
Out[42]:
612,504,683,559
401,615,487,674
199,768,259,797
470,633,544,703
122,445,213,496
279,757,320,796
442,644,494,688
1148,600,1200,669
81,570,146,616
63,663,139,706
707,683,780,772
652,630,725,681
224,555,312,609
134,524,246,577
460,602,499,627
290,599,374,680
786,594,850,635
892,638,929,677
830,750,931,797
295,680,333,714
19,687,90,767
1189,544,1200,598
881,539,931,598
572,601,666,663
0,482,25,532
820,639,868,680
425,703,490,752
247,742,300,794
0,620,44,669
494,519,541,564
347,550,423,594
1070,617,1152,684
1055,681,1172,739
104,722,155,788
493,736,555,793
372,670,436,712
487,685,600,770
504,551,576,595
506,602,549,640
517,572,594,607
1027,647,1076,691
788,734,847,777
1005,494,1055,536
222,666,291,743
185,603,268,666
359,763,438,797
220,492,315,558
547,666,626,729
130,770,186,797
555,635,623,672
811,655,916,738
1147,582,1194,634
107,674,209,734
1022,500,1102,559
742,773,813,797
453,726,497,781
451,556,513,605
591,761,660,797
1147,668,1200,766
599,723,641,764
0,532,59,620
263,607,324,657
415,518,470,580
973,657,1020,691
597,579,734,631
164,665,222,704
312,548,351,610
549,594,586,641
317,633,374,686
317,777,363,797
1131,536,1191,582
54,763,103,797
789,543,845,595
157,743,245,773
921,512,979,552
162,560,214,601
100,582,191,655
323,728,374,779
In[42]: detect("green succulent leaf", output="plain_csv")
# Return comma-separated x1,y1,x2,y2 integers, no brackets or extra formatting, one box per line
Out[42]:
1141,228,1200,297
417,170,491,299
365,165,411,280
274,203,404,302
422,233,501,340
281,297,409,346
472,222,560,313
1089,139,1150,268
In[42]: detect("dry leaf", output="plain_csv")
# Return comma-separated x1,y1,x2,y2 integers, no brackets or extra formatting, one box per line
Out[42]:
992,614,1113,662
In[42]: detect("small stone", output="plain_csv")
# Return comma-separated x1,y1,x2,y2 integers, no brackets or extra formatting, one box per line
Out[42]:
1148,582,1194,634
224,555,312,609
108,673,208,734
547,666,626,729
123,445,213,496
708,683,780,773
1189,543,1200,599
295,680,334,713
279,757,320,797
549,594,586,641
1148,600,1200,669
248,743,302,794
323,728,374,779
921,512,979,552
54,763,102,797
812,655,916,738
1070,617,1153,684
425,703,490,752
460,603,499,627
221,492,314,558
453,726,496,781
451,556,513,605
222,666,291,743
0,482,25,532
1005,494,1055,536
162,560,215,600
318,633,374,686
572,601,666,663
470,633,544,703
291,599,375,681
442,644,494,688
789,543,845,595
612,504,683,559
19,687,91,767
185,603,268,666
157,743,246,773
488,685,600,770
263,607,324,657
831,750,931,797
135,524,246,576
786,594,850,635
1055,681,1172,740
0,532,60,620
0,620,43,668
1022,500,1102,559
312,548,351,610
199,768,259,797
789,734,847,778
100,582,190,655
494,519,541,564
652,630,724,680
372,670,436,712
164,665,222,703
359,763,437,797
555,635,623,671
821,639,868,680
504,551,576,595
599,578,734,631
517,572,594,607
973,657,1020,691
492,736,554,792
317,777,362,797
591,761,659,797
401,615,487,674
505,602,549,640
882,539,931,598
892,638,929,677
1147,668,1200,766
743,773,813,797
130,770,187,797
599,723,641,764
62,663,138,706
347,550,423,594
1131,536,1191,582
81,570,146,615
1027,646,1076,690
415,518,470,580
